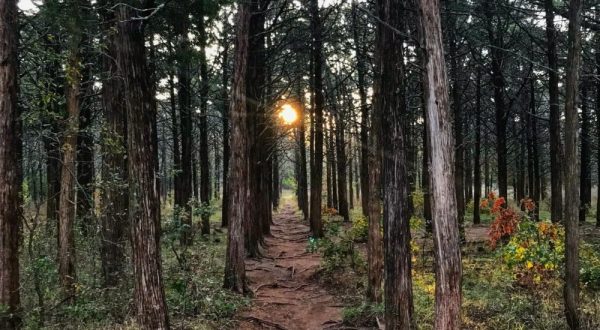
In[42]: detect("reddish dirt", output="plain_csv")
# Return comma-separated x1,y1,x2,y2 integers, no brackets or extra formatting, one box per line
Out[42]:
237,203,343,330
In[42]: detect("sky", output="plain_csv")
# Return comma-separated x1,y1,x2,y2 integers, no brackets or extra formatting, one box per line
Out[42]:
18,0,37,12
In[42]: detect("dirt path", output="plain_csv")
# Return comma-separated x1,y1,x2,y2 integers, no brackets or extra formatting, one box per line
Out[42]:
237,203,343,330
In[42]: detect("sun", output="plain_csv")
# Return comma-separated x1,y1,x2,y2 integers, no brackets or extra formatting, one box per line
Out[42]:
279,103,298,125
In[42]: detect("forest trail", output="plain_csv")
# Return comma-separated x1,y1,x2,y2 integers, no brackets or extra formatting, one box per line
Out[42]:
237,203,344,330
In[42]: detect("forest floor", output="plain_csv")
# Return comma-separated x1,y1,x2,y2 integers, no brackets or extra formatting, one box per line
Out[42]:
237,203,344,330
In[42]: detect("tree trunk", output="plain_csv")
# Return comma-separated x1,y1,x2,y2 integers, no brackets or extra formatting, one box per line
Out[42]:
336,107,349,222
473,67,482,225
483,0,508,199
579,81,591,223
117,3,169,328
563,0,582,327
198,5,211,236
174,0,194,244
596,32,600,228
447,0,465,237
379,0,414,326
58,28,83,302
352,0,370,217
545,0,563,223
221,29,230,228
309,0,325,237
419,0,462,328
224,0,251,293
100,3,128,286
0,0,21,326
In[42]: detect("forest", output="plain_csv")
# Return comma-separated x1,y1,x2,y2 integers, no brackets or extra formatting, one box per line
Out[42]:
1,0,600,329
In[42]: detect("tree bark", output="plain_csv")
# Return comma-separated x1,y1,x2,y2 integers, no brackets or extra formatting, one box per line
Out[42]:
379,0,414,326
224,0,251,293
58,7,84,299
545,0,563,223
563,0,582,327
579,81,591,223
220,26,230,228
198,5,211,236
419,0,462,328
99,1,128,286
0,0,21,326
117,3,169,328
308,0,325,237
174,0,194,244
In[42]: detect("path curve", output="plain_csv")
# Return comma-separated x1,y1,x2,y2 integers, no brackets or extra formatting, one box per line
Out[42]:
237,203,343,330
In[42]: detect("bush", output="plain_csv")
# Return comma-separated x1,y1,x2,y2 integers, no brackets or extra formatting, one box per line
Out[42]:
311,218,364,273
342,303,384,327
581,243,600,290
350,214,368,242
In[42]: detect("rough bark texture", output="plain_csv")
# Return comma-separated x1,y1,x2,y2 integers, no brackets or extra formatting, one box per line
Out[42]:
117,4,169,328
545,0,563,223
308,0,325,238
224,0,250,293
379,0,414,326
0,0,21,326
58,39,82,303
99,3,128,286
596,33,600,228
366,0,385,304
419,0,463,328
563,0,582,327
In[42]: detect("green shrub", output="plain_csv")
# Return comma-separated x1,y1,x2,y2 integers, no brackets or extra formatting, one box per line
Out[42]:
350,214,368,242
581,243,600,290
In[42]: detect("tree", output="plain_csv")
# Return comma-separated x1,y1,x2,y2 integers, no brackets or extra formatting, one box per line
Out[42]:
224,0,251,293
544,0,563,223
379,0,414,326
0,0,21,327
419,0,462,328
58,0,88,300
173,0,194,245
308,0,325,238
562,0,583,327
99,0,128,287
116,2,169,327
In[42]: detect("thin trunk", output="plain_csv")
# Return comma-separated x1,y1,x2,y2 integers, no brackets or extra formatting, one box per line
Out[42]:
0,0,21,326
352,0,370,217
309,0,325,237
175,0,194,244
579,81,591,223
419,0,462,327
199,6,211,236
484,0,508,199
563,0,582,327
473,68,482,225
117,3,169,327
221,32,230,227
58,19,83,301
545,0,563,223
336,109,349,222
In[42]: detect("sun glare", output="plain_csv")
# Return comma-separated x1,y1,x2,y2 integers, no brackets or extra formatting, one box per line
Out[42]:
279,103,298,125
